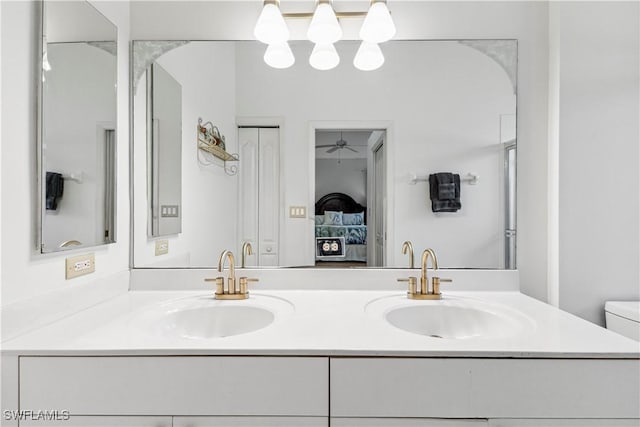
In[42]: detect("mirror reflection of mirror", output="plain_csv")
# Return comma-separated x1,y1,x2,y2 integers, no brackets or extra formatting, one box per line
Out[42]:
147,62,182,237
133,40,517,270
39,1,117,253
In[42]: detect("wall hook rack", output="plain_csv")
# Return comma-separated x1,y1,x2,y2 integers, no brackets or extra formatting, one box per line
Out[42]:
197,118,239,176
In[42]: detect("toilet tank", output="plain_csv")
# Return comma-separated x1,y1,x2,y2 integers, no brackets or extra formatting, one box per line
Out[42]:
605,301,640,341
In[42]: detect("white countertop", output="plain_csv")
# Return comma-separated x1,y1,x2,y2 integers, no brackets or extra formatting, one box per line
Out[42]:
3,289,639,358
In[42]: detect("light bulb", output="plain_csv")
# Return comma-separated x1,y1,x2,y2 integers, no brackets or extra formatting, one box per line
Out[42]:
353,41,384,71
254,1,289,45
309,43,340,71
264,42,295,69
360,1,396,43
307,2,342,44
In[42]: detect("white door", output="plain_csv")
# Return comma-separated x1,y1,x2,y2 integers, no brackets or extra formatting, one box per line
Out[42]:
373,142,385,267
238,127,280,267
258,128,280,266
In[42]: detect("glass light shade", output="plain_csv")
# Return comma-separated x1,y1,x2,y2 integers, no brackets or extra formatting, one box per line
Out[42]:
264,42,295,69
360,1,396,43
309,43,340,70
353,41,384,71
307,2,342,44
254,2,289,44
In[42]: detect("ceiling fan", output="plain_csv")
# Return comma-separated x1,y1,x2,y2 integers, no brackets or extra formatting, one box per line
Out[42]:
316,131,358,153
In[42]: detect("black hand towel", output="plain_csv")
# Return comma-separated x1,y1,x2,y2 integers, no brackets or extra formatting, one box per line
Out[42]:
46,172,64,210
428,172,461,212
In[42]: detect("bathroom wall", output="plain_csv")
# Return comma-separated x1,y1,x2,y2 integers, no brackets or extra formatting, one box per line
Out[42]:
552,1,640,325
0,1,130,309
132,42,238,267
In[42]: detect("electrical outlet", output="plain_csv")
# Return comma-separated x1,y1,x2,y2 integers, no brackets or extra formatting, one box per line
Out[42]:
289,206,307,218
155,239,169,256
65,253,95,280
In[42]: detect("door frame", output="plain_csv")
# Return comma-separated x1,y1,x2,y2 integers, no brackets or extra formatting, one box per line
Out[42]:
308,121,395,267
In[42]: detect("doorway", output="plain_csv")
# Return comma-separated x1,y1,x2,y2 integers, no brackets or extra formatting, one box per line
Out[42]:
313,128,386,267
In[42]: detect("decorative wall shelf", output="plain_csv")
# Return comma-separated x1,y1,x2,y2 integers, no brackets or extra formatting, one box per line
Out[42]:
197,118,239,175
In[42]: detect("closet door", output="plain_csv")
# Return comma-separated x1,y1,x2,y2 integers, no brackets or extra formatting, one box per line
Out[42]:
238,127,280,267
258,128,280,266
238,128,259,267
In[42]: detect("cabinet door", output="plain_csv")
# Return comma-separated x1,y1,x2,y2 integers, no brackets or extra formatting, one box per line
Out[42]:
173,416,327,427
19,416,171,426
20,357,327,416
332,419,487,426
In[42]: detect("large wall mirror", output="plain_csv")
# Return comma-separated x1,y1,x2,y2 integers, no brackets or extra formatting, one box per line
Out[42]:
132,40,517,269
38,1,117,253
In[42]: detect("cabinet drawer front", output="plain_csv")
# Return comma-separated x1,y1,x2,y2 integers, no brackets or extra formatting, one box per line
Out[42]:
330,358,640,419
173,416,327,426
20,357,328,416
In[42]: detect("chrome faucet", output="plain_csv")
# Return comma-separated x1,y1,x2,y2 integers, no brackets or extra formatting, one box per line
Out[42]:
241,241,253,268
205,250,258,300
398,248,452,299
401,241,414,268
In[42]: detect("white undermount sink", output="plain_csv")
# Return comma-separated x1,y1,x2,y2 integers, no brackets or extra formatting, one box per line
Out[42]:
367,295,535,339
129,293,294,339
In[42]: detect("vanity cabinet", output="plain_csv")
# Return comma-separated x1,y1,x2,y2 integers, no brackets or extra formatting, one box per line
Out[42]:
329,358,640,420
19,357,327,417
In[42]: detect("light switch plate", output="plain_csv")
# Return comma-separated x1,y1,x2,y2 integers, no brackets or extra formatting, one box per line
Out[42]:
155,239,169,256
289,206,307,218
65,253,95,280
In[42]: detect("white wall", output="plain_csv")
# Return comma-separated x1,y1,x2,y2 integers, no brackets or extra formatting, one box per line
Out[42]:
130,1,550,300
316,158,368,206
133,42,238,267
0,1,130,307
552,1,640,325
42,43,116,251
236,41,514,269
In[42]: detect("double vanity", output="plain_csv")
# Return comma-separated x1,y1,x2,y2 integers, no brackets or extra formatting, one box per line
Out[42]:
3,265,639,427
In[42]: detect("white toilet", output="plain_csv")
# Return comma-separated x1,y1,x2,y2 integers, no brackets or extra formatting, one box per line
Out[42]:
605,301,640,341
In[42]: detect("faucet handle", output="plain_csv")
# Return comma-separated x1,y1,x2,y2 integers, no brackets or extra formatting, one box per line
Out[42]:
432,277,452,295
239,277,259,295
205,276,225,295
397,277,418,296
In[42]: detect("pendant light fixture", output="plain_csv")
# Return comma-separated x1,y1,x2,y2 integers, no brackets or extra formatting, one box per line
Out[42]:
307,0,342,44
353,41,384,71
264,42,296,69
360,0,396,43
309,43,340,70
254,0,395,71
254,0,290,45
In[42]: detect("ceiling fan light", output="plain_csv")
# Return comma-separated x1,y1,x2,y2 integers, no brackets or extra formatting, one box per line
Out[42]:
307,2,343,44
264,42,295,69
254,1,290,45
360,1,396,43
353,41,384,71
309,43,340,71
